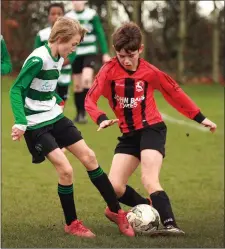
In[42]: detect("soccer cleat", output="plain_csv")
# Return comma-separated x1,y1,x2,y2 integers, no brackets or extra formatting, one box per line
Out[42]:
105,207,135,237
78,115,88,124
64,219,96,238
149,225,185,236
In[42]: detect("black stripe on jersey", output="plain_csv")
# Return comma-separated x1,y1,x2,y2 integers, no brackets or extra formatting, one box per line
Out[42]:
124,78,135,132
111,81,117,109
141,81,148,128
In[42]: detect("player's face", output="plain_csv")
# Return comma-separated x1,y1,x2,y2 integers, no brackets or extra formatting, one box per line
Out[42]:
72,1,87,11
115,45,144,71
58,34,81,59
48,7,64,26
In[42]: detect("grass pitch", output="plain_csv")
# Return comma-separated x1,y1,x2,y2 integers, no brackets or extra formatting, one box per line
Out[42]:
1,76,224,248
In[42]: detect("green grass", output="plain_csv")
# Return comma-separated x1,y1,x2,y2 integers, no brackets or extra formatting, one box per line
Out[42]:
1,76,224,248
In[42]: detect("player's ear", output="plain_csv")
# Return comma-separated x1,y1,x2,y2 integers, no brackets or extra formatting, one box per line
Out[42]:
138,44,144,54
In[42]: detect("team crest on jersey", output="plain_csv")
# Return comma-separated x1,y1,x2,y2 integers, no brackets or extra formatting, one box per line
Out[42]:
136,81,144,92
41,81,56,91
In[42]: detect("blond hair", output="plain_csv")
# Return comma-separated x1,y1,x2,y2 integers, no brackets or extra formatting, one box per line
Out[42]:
49,17,87,43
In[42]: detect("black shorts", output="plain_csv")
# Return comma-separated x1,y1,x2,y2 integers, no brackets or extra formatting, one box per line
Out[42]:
56,85,69,101
72,55,97,74
114,122,167,160
24,117,83,164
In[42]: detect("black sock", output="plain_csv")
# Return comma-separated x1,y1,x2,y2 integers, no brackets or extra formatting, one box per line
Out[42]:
80,88,89,116
118,185,150,207
88,166,121,213
74,92,83,116
58,183,77,225
150,191,177,227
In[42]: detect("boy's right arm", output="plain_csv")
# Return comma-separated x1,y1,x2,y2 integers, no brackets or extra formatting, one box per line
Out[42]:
10,57,43,131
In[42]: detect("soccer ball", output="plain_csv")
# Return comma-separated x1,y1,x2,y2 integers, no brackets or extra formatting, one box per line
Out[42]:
126,204,160,234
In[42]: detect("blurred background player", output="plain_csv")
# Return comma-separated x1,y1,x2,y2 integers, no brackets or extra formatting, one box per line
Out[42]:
65,0,111,124
34,3,76,108
10,17,134,238
85,22,217,236
1,34,12,75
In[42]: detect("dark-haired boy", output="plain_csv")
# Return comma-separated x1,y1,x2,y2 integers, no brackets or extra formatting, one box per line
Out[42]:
85,22,217,236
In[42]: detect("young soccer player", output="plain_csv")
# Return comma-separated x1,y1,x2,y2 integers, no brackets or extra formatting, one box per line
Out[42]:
65,0,111,123
10,17,134,238
85,22,217,236
1,34,12,75
34,3,75,107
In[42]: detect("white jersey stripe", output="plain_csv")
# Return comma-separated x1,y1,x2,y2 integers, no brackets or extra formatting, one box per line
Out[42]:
25,96,57,111
26,104,63,126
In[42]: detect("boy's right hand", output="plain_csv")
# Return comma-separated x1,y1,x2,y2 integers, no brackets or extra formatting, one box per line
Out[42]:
97,119,119,131
11,126,25,141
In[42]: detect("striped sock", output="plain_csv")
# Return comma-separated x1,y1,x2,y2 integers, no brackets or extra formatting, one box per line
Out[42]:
58,184,77,225
88,166,121,213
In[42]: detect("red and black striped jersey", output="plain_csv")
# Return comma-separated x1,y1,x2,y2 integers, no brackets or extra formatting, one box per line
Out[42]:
85,57,205,133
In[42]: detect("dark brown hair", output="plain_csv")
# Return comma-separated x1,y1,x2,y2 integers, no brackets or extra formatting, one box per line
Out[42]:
48,3,65,14
112,22,142,52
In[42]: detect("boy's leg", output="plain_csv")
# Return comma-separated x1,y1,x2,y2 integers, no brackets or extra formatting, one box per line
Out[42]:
109,153,150,207
72,73,83,122
78,55,96,121
53,117,134,236
66,140,134,237
141,149,184,235
80,67,94,121
66,140,121,213
47,148,95,238
27,127,95,238
71,56,84,122
140,124,185,235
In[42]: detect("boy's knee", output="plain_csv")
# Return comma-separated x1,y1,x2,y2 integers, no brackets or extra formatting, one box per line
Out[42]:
59,166,73,182
81,149,97,168
108,178,126,197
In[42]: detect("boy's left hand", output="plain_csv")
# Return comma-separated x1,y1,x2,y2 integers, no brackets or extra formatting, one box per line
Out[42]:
201,118,217,133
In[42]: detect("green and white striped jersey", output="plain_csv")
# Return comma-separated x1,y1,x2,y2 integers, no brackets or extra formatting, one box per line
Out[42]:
65,7,108,57
34,27,75,86
10,44,64,131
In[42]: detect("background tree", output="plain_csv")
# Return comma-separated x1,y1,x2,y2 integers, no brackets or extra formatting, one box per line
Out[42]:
177,0,186,83
212,0,220,83
1,0,51,70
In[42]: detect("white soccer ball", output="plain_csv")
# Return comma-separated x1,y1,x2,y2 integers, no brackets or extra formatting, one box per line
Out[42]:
126,204,160,234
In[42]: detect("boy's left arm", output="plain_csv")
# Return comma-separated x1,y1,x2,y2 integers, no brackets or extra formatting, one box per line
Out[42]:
153,71,217,132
